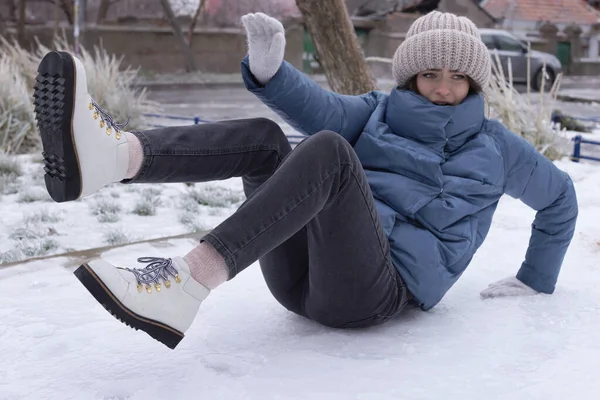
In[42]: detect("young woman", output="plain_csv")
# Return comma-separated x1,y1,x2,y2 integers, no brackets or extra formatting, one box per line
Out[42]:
32,11,577,349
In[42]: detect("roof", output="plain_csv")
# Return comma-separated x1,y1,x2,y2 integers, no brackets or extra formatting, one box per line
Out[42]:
482,0,600,24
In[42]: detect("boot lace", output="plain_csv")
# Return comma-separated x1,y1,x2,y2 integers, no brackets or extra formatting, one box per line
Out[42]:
89,98,130,140
118,257,181,293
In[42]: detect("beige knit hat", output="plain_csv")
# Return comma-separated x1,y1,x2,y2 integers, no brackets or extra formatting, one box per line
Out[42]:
392,11,491,89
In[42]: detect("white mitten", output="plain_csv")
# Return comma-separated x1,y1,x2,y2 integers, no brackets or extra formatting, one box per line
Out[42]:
241,12,286,85
480,276,539,299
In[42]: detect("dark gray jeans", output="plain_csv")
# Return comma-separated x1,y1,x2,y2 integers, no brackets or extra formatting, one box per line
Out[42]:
128,118,408,328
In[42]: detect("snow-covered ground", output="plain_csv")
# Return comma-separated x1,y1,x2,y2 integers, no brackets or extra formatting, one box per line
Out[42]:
2,80,600,398
1,155,600,399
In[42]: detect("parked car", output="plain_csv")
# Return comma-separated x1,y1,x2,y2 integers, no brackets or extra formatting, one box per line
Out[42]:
479,29,563,91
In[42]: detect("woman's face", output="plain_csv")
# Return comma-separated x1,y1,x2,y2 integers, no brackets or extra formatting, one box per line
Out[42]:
416,68,470,106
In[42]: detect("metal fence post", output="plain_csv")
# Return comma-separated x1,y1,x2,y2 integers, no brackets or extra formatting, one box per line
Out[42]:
572,135,581,163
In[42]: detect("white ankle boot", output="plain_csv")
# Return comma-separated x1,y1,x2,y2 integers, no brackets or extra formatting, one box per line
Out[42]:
74,257,210,349
33,51,130,202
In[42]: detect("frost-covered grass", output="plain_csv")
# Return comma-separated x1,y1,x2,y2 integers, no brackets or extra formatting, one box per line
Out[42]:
132,188,163,216
0,154,244,264
0,54,38,154
185,185,245,208
0,35,163,154
22,209,63,225
103,228,130,246
16,187,51,203
0,152,22,195
485,48,570,161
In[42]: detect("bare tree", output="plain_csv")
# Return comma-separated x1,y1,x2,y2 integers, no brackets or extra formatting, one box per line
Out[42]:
53,0,60,37
187,0,207,46
39,0,74,24
295,0,376,95
8,0,17,21
17,0,26,44
96,0,122,24
159,0,197,72
0,10,6,37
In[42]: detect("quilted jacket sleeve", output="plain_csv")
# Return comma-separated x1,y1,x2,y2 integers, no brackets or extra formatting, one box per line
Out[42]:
241,55,377,144
497,122,578,294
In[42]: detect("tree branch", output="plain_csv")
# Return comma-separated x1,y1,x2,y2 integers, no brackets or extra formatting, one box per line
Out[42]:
187,0,207,46
159,0,197,72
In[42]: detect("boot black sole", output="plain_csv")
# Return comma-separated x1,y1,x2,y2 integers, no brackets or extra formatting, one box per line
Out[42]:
33,51,82,203
73,264,184,349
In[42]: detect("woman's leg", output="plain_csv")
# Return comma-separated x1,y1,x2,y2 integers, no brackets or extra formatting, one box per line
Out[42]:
34,49,312,320
32,50,290,202
43,52,407,347
203,131,408,327
74,131,408,349
124,118,291,191
129,118,310,304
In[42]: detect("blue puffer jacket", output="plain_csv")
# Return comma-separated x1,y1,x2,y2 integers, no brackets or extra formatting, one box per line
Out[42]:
241,57,578,310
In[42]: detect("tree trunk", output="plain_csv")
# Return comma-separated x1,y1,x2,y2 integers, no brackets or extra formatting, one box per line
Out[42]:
39,0,73,24
60,0,74,24
295,0,376,95
159,0,196,72
8,0,16,21
53,0,59,38
96,0,119,24
17,0,26,45
187,0,207,46
96,0,109,23
0,11,6,37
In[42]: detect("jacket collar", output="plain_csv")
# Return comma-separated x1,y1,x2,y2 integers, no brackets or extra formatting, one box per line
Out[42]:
385,89,485,154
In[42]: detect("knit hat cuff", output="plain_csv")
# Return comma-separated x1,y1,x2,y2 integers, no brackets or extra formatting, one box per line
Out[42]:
392,29,491,89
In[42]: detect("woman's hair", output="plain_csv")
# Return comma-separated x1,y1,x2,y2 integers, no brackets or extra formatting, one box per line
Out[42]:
400,74,483,96
399,73,490,116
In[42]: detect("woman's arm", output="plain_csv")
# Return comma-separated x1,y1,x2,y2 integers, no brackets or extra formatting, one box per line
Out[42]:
240,12,377,144
498,124,578,294
242,57,377,144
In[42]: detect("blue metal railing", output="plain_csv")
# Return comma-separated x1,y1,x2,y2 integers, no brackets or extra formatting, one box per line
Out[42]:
143,113,304,145
566,114,600,163
144,113,211,126
572,135,600,163
552,112,600,163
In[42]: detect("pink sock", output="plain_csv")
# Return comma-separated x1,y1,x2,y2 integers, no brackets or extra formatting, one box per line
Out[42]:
125,132,144,179
183,242,229,290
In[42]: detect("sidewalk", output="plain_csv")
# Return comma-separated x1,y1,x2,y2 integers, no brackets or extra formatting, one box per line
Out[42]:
557,89,600,104
133,72,394,90
135,72,600,103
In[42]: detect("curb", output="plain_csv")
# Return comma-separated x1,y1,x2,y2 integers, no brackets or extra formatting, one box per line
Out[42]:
556,94,600,104
133,81,246,90
0,230,209,270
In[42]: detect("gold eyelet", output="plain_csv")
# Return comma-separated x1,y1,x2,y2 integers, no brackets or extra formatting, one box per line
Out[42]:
145,284,152,294
155,283,162,292
100,120,105,128
93,112,99,120
89,103,94,110
175,274,182,284
115,132,121,140
137,284,143,293
165,280,171,289
106,127,112,136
